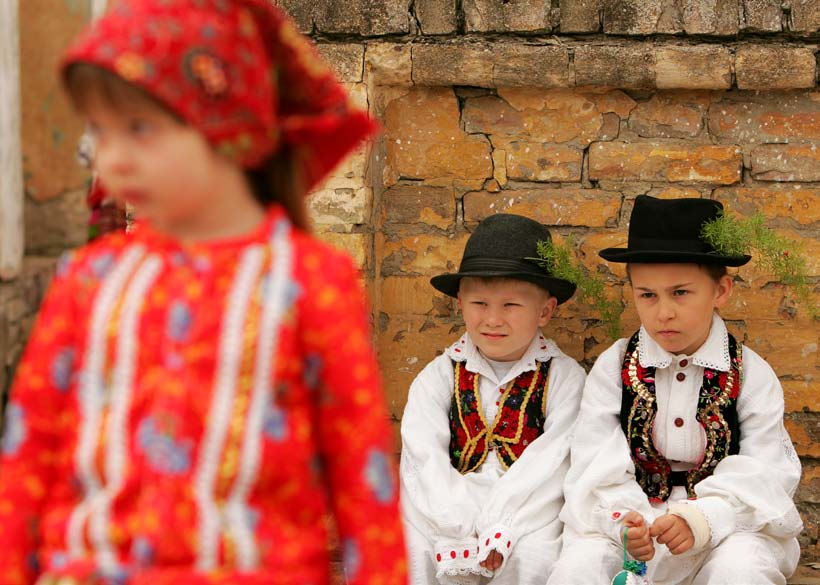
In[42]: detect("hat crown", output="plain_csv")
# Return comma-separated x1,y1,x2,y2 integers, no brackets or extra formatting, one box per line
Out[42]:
628,195,722,253
461,213,551,264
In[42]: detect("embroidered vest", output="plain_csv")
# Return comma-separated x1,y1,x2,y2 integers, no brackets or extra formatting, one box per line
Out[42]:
620,331,742,502
448,359,550,474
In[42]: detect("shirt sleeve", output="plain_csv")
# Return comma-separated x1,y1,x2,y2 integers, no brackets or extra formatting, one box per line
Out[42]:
0,254,79,585
298,248,406,585
399,356,485,578
683,346,803,547
559,340,656,545
473,355,585,576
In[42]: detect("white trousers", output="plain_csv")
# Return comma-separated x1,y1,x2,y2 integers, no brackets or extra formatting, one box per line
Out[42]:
405,520,561,585
547,529,798,585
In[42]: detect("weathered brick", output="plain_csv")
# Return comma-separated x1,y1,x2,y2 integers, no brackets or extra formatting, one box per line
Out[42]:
365,43,412,86
579,230,629,278
628,92,709,138
379,232,470,276
464,0,554,32
463,188,621,227
721,283,796,322
415,0,457,34
463,96,526,136
589,142,742,184
560,0,601,32
316,43,364,83
493,46,571,88
499,142,583,182
751,144,820,182
655,46,732,90
494,89,607,145
740,0,782,31
412,43,494,87
785,416,820,458
602,0,663,34
381,185,455,228
383,88,493,185
273,0,313,32
791,0,820,31
680,0,737,33
708,94,820,143
713,186,820,226
734,227,820,287
784,379,820,413
315,231,370,270
586,89,638,118
735,47,817,90
24,188,89,256
744,319,819,378
309,187,371,227
313,0,410,35
380,276,449,316
574,45,656,89
377,315,459,417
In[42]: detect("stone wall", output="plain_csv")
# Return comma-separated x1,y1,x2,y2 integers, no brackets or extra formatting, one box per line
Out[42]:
2,0,819,568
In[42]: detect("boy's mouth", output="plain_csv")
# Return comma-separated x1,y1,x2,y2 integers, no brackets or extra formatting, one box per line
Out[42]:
482,333,507,340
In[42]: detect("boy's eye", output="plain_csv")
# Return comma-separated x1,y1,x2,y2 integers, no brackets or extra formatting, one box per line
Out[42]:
130,119,153,135
639,292,656,299
673,289,690,296
471,301,487,306
504,303,521,307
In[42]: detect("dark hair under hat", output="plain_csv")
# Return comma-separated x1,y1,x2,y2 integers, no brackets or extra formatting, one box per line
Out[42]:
430,214,576,304
599,195,751,266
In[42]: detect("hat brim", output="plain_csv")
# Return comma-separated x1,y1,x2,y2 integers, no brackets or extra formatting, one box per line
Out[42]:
430,271,577,304
599,248,751,267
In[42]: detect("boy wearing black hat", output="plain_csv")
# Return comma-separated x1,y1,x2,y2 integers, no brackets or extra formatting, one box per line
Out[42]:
400,214,586,585
548,196,802,585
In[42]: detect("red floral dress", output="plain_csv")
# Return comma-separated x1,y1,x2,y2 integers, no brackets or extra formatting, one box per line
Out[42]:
0,205,406,585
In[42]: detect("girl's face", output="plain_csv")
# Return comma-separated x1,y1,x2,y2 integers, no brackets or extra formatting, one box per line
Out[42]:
629,263,733,356
86,92,258,239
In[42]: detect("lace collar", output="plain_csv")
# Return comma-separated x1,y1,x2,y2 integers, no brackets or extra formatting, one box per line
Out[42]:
638,314,731,372
445,332,560,384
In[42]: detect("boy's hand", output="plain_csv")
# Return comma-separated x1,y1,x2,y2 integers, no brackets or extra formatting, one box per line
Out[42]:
479,549,504,571
650,514,695,555
623,511,654,561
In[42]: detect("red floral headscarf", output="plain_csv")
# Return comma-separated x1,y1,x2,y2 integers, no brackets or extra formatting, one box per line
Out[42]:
61,0,377,191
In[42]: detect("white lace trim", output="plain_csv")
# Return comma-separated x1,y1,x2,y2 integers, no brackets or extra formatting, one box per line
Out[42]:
476,523,516,577
194,245,266,571
445,332,560,370
67,245,146,561
434,538,489,580
224,222,292,571
638,315,731,372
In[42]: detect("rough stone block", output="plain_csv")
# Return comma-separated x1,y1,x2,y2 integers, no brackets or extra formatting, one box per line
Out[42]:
735,47,816,90
602,0,663,34
463,188,621,227
315,231,370,270
791,0,820,31
712,186,820,226
415,0,458,34
383,88,493,185
274,0,313,32
24,189,89,256
366,43,412,86
745,319,819,379
560,0,601,32
317,43,364,83
380,185,455,228
655,46,732,89
786,415,820,458
379,232,471,276
463,96,526,136
313,0,411,35
589,142,742,184
464,0,555,33
380,276,449,317
413,44,570,88
628,92,709,138
574,45,656,89
309,187,371,227
708,93,820,143
502,142,584,182
740,0,782,31
751,144,820,182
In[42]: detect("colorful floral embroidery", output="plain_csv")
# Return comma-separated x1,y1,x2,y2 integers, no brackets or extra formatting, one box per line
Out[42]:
449,360,550,474
620,332,742,502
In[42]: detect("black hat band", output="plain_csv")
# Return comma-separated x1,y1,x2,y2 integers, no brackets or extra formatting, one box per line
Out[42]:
459,256,545,277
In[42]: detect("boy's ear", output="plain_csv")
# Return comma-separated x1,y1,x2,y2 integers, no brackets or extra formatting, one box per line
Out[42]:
539,295,558,327
713,274,734,309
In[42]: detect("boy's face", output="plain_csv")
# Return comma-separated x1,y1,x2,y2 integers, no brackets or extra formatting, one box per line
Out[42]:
629,263,733,356
86,93,244,236
457,277,557,362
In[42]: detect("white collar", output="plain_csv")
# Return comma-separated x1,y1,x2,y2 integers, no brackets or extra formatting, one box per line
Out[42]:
445,331,560,384
638,314,731,372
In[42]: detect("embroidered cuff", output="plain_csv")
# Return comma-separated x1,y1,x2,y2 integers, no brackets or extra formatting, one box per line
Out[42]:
668,502,710,552
680,496,735,548
434,538,483,580
476,524,517,578
605,508,631,545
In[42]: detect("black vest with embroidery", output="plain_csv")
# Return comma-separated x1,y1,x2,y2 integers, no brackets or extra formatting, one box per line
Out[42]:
619,331,742,502
448,359,550,474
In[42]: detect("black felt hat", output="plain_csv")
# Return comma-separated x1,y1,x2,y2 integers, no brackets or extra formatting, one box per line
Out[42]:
430,213,576,304
599,195,751,266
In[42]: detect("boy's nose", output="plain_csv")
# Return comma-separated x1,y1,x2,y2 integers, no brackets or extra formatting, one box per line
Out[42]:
96,138,133,176
657,299,676,321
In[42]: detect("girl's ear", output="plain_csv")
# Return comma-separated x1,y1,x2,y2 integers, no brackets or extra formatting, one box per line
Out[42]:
538,295,558,327
713,274,734,309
